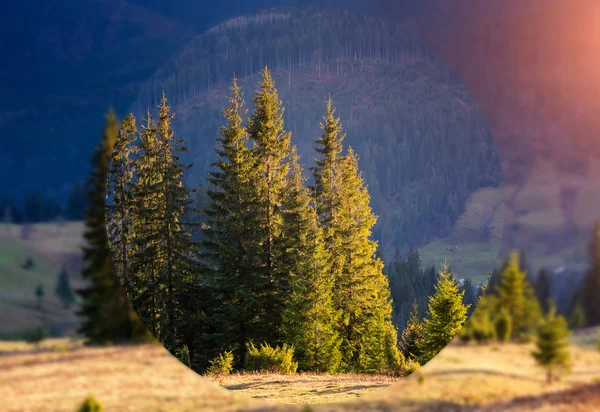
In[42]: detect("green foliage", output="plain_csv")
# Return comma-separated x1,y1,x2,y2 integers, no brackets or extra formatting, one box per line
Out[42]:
399,302,424,361
419,264,469,364
76,109,150,346
77,395,103,412
329,147,402,373
35,283,45,310
494,251,543,339
387,249,438,334
206,351,235,377
25,327,48,345
106,112,138,298
535,269,552,314
494,309,512,343
54,266,75,309
532,302,572,384
570,302,587,330
179,345,192,369
401,358,421,377
279,155,342,373
22,256,35,270
244,342,298,374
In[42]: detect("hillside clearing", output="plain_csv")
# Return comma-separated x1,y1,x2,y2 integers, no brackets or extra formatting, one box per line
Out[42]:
3,329,600,411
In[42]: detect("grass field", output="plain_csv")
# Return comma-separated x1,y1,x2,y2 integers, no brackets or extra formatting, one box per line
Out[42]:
3,328,599,411
0,222,84,338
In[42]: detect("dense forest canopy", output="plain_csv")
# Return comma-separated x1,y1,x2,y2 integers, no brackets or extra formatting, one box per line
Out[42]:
133,7,502,255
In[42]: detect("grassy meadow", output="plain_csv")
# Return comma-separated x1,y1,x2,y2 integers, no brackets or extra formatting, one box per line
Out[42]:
2,328,600,411
0,222,84,338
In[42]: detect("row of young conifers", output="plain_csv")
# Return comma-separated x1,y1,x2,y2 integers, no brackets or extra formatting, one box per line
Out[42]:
104,66,471,375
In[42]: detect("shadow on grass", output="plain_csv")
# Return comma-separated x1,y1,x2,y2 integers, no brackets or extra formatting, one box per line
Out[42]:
422,368,540,382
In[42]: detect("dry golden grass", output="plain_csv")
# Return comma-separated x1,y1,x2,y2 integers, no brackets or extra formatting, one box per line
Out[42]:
213,371,401,405
2,331,600,411
2,342,259,412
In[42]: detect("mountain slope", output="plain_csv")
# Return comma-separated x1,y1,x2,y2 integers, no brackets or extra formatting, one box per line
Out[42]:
135,7,502,254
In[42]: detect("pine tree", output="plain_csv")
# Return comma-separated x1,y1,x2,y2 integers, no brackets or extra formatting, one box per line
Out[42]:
495,251,542,339
580,219,600,326
535,268,552,314
419,263,469,364
202,76,257,366
77,109,149,345
495,308,512,343
127,94,200,353
312,95,345,224
569,302,587,330
55,266,75,309
35,284,44,311
279,155,342,372
399,301,424,361
129,112,162,336
311,96,345,308
156,93,199,352
532,301,572,384
179,345,192,369
333,148,401,373
106,113,138,298
245,66,294,346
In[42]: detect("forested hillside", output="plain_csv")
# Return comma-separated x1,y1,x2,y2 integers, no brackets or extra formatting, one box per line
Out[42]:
133,8,502,253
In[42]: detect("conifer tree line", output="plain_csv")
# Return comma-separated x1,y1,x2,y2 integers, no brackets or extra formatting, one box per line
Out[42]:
460,250,561,345
104,66,474,374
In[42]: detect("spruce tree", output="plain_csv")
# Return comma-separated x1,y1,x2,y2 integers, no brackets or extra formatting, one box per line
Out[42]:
127,93,200,353
535,268,552,314
532,301,572,384
333,148,401,373
311,96,345,307
419,263,469,364
106,113,138,298
77,109,149,345
495,251,541,339
399,301,424,361
580,219,600,326
245,66,294,346
35,284,44,311
279,155,342,372
202,76,257,366
129,112,162,336
312,95,345,224
569,302,587,330
55,266,75,309
156,93,199,352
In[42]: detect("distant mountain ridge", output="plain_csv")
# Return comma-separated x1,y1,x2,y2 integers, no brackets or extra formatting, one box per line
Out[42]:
134,7,501,254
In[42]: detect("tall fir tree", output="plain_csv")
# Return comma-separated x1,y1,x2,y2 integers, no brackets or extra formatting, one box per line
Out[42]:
245,66,294,346
312,95,345,224
202,76,258,366
495,251,542,339
311,96,345,301
279,154,342,372
155,92,200,352
106,113,138,298
130,112,163,337
399,301,424,361
77,109,149,345
532,301,572,383
333,148,401,373
535,268,553,314
55,266,75,309
419,263,469,364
